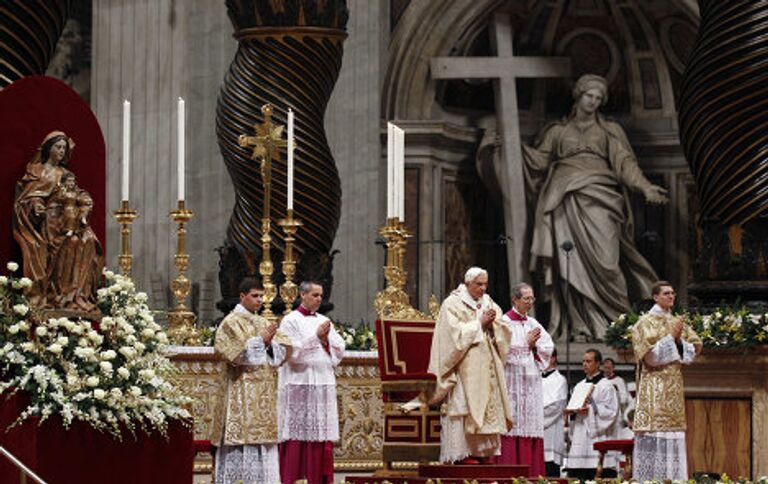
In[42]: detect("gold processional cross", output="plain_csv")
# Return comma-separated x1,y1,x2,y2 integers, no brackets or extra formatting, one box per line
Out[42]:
237,103,287,321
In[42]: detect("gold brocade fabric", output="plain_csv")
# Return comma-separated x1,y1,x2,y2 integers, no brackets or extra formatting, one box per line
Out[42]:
210,311,291,446
631,313,702,432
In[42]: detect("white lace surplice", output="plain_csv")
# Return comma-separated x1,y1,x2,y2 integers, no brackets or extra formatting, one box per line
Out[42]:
542,369,568,465
633,308,695,481
215,444,280,484
278,310,345,442
502,312,554,438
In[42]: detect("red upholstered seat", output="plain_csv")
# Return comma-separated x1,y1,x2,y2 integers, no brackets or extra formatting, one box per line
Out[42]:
593,439,634,453
593,439,634,480
193,440,214,454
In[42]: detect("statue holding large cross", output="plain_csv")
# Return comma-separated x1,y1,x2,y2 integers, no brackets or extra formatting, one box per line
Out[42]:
430,12,572,291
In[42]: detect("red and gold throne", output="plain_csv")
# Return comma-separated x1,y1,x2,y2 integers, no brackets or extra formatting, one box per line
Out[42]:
376,316,441,467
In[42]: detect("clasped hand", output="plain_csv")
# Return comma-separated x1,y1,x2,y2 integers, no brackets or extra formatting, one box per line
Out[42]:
480,309,496,328
316,319,332,343
260,323,277,345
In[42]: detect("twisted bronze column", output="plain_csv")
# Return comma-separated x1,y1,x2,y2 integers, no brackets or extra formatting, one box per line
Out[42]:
216,0,348,313
678,0,768,305
0,1,71,87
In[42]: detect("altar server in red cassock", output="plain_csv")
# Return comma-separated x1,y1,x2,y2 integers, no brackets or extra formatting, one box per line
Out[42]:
278,281,345,484
498,283,554,476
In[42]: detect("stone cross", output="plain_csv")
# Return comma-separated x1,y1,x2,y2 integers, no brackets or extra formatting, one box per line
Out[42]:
430,12,571,287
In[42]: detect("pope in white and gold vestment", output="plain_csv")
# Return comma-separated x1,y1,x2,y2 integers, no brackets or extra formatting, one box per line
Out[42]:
428,267,514,463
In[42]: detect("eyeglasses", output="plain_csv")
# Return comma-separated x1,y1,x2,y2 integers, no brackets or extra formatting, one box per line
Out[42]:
518,296,536,302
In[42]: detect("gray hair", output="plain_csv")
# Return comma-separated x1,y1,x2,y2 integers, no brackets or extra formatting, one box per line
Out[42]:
298,281,321,294
511,282,533,299
464,267,488,283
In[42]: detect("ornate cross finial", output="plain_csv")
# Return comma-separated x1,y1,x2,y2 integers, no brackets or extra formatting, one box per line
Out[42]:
236,103,289,322
238,104,287,180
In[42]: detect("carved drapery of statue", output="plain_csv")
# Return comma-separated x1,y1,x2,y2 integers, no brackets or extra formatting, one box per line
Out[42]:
491,75,668,340
679,0,768,307
12,131,104,311
215,0,348,314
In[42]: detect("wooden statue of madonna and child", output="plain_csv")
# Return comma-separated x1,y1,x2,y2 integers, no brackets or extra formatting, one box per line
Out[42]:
12,130,104,317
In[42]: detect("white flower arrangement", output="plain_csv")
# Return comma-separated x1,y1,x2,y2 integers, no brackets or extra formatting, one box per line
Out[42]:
0,266,192,438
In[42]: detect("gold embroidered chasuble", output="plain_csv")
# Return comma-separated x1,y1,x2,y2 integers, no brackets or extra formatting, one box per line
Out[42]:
429,287,514,435
211,311,292,446
631,312,701,432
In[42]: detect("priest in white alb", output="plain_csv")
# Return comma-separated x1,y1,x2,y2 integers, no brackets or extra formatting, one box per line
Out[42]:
428,267,513,464
212,277,292,484
631,281,701,481
564,349,621,480
278,281,345,484
498,283,554,476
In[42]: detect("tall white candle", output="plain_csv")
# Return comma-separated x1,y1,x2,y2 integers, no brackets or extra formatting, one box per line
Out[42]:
287,108,295,210
393,125,405,221
387,122,395,219
121,100,130,201
177,97,185,201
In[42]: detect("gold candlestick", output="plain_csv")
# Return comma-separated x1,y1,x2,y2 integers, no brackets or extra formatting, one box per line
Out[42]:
113,200,139,276
374,217,431,320
238,103,287,323
167,199,200,345
279,209,303,315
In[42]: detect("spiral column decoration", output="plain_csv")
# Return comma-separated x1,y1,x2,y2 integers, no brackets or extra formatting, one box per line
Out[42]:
0,0,71,87
678,0,768,305
216,0,348,313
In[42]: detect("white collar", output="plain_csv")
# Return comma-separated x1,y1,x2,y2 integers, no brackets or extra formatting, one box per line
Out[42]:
454,284,491,311
234,303,252,315
649,303,670,315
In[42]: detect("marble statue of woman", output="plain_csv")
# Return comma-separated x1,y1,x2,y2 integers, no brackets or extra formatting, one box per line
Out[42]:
523,74,668,340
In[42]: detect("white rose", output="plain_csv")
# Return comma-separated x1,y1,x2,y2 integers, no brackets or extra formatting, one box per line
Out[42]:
66,374,79,386
119,346,136,359
71,324,83,335
99,361,113,373
6,262,19,272
13,304,29,316
117,367,130,379
140,328,155,339
93,389,107,400
85,376,99,387
19,277,32,288
7,324,19,335
129,386,142,397
101,317,114,329
17,321,29,331
0,276,8,285
109,388,123,399
139,369,155,380
135,292,148,303
149,376,164,388
125,335,137,345
156,333,169,344
56,336,69,346
35,326,48,337
47,343,63,354
100,350,117,360
103,270,115,278
20,342,35,351
87,332,104,345
125,307,137,317
134,342,146,353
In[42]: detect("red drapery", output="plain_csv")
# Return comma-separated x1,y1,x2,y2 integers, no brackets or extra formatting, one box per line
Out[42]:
0,392,193,484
